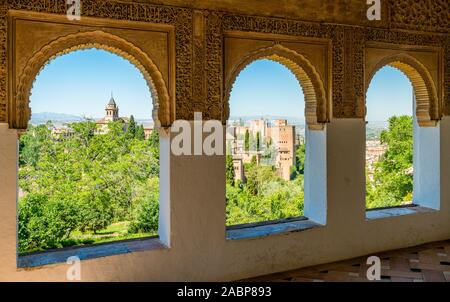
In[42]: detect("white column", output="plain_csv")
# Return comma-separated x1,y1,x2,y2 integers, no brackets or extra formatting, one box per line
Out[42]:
413,94,440,209
158,129,171,246
304,126,327,224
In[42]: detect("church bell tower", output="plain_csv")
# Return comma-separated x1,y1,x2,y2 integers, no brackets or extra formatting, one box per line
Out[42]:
105,93,119,122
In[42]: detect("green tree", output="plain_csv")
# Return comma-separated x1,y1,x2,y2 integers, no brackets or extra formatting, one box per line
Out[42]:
367,115,413,209
18,193,79,252
148,129,159,148
135,125,146,140
70,120,97,146
226,155,235,186
18,193,46,252
245,156,263,196
296,143,306,174
127,115,137,138
225,164,304,226
244,129,250,152
19,123,52,167
256,132,261,152
77,189,115,233
18,120,162,252
128,178,160,234
245,168,258,196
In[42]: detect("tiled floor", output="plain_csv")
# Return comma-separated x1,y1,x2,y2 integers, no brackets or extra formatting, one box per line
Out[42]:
246,240,450,282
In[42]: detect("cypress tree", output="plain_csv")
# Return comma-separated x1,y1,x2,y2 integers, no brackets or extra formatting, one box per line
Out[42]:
127,115,137,138
244,129,250,152
226,155,235,186
256,131,261,152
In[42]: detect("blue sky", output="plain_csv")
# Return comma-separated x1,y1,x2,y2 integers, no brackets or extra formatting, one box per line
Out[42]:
366,65,412,121
229,59,305,119
31,50,413,122
31,49,152,120
229,60,413,121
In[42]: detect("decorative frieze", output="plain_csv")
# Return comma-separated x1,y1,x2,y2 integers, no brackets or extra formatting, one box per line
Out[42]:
0,0,448,126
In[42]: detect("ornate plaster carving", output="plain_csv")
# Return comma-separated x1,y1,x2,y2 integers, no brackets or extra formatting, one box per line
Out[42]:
444,39,450,116
344,27,365,118
366,53,440,127
0,6,7,123
12,30,171,130
224,44,328,130
0,0,448,124
205,12,223,122
389,0,450,34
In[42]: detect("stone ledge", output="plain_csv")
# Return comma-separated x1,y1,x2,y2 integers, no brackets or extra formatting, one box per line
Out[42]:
226,217,322,240
366,204,436,221
17,236,166,269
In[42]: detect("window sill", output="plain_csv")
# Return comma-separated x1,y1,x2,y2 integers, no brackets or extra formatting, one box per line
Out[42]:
226,217,322,240
366,204,436,221
17,236,166,269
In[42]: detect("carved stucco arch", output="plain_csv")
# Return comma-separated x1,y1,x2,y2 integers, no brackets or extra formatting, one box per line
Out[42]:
366,54,440,127
224,44,328,130
12,30,171,130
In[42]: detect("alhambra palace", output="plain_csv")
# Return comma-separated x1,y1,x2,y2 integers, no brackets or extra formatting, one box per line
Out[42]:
0,0,449,282
228,119,297,181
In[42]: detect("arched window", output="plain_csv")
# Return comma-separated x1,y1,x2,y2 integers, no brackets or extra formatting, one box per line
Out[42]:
366,64,440,212
18,49,164,254
225,57,327,231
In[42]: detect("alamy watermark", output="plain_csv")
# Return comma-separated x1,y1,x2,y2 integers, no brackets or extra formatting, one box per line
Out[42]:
366,256,381,281
66,256,81,281
67,0,81,21
171,112,224,156
366,0,381,21
67,0,380,22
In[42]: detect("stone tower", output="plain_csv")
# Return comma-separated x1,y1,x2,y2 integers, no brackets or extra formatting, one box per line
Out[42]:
105,93,119,122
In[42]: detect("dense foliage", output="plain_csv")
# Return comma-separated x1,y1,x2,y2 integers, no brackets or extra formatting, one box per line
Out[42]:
18,115,414,251
225,115,414,224
366,115,413,209
225,148,305,226
244,130,250,152
18,121,160,253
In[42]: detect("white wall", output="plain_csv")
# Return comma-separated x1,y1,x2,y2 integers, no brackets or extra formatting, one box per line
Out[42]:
158,129,171,246
1,118,450,281
304,126,327,224
413,115,440,210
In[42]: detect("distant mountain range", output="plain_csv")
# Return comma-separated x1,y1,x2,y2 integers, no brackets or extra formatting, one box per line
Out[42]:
32,113,305,126
30,112,86,125
229,115,306,125
30,113,387,138
30,112,154,127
